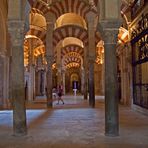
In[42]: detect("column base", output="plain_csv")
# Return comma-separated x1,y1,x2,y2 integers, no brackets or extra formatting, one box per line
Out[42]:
13,131,27,137
105,132,119,137
89,102,95,108
47,102,53,108
13,125,27,137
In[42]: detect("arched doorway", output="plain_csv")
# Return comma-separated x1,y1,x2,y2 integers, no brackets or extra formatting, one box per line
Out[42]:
70,73,80,93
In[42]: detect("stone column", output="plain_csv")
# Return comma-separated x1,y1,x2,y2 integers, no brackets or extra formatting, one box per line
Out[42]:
62,69,66,95
8,21,27,136
45,13,55,107
86,12,97,107
83,46,88,100
28,39,35,101
8,0,27,136
102,62,105,95
46,55,53,107
101,21,121,136
81,67,84,94
120,49,127,104
88,57,95,107
56,44,62,87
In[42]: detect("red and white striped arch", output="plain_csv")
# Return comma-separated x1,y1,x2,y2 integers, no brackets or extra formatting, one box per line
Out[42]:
53,25,88,46
27,26,100,48
61,44,84,58
31,8,44,15
49,0,94,19
27,27,46,44
64,56,81,66
29,0,98,19
31,0,49,15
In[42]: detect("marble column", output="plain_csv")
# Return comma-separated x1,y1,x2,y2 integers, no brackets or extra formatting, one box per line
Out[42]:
101,21,121,136
101,62,105,95
8,21,27,136
45,14,55,107
83,46,88,100
46,23,54,107
62,69,66,95
46,55,53,107
28,40,35,101
88,57,95,107
56,44,62,87
86,12,96,107
81,67,84,94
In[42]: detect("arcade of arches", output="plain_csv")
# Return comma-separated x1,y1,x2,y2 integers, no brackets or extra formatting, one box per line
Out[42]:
0,0,147,138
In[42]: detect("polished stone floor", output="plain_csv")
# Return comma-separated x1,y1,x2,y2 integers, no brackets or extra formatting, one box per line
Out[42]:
0,95,148,148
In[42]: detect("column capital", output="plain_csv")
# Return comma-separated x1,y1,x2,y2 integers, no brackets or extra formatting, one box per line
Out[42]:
45,12,56,24
7,20,25,46
86,11,98,29
98,20,122,44
103,29,119,44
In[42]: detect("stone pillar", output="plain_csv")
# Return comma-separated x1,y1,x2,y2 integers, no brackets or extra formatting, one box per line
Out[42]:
8,0,27,136
101,21,121,136
120,49,127,104
56,44,62,87
88,57,95,107
8,21,27,136
83,46,88,100
45,14,55,108
46,55,53,107
62,69,66,95
102,62,105,95
81,67,84,94
28,40,35,101
86,12,97,107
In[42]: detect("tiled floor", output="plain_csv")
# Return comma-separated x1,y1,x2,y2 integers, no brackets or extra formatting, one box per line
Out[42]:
0,95,148,148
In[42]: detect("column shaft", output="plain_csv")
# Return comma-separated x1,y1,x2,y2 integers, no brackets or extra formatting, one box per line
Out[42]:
46,20,54,107
88,23,95,107
84,47,88,100
8,21,27,136
46,56,53,107
89,59,95,107
104,43,119,136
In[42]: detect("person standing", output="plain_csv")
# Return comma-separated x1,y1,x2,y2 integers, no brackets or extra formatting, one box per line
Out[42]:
57,85,64,104
52,87,57,99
